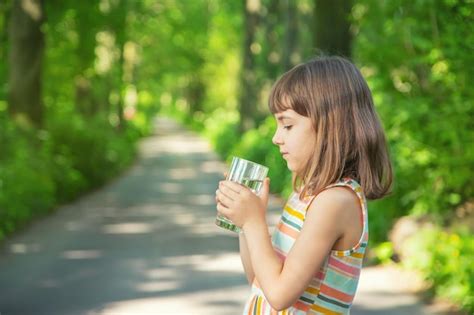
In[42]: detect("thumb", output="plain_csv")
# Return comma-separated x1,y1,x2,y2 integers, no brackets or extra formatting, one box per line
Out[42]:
259,177,270,205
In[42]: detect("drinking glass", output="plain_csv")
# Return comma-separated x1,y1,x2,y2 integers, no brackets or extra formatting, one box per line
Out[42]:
215,157,269,233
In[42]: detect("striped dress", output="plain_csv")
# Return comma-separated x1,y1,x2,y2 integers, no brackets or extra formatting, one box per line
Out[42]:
242,178,368,315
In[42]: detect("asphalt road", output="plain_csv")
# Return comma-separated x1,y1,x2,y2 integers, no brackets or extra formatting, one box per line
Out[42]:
0,117,444,315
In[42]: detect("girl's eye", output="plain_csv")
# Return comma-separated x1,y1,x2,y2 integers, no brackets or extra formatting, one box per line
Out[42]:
283,125,293,130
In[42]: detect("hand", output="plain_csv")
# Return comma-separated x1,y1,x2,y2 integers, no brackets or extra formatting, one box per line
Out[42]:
215,177,270,229
215,171,227,205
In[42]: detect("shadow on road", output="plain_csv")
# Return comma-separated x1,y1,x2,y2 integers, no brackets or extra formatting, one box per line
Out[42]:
0,117,445,315
0,118,261,314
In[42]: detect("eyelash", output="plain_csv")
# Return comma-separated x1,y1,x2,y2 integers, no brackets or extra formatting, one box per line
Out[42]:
283,125,293,130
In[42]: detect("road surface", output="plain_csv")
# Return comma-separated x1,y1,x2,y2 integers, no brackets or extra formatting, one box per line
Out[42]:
0,117,452,315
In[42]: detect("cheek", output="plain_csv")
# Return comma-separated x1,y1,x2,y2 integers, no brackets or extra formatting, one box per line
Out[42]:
302,146,314,162
289,134,304,153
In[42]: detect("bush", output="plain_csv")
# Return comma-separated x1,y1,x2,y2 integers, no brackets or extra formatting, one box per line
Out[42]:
353,0,474,230
0,117,55,240
403,225,474,313
0,109,139,241
203,108,240,158
46,111,137,201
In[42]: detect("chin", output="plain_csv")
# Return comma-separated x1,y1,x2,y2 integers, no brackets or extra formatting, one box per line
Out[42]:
286,161,296,172
287,163,303,174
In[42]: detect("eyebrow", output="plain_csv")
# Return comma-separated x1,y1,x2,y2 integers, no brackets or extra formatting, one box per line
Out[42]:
276,115,292,121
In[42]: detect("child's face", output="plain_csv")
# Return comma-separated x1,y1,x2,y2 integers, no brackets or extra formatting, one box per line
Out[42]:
272,109,316,174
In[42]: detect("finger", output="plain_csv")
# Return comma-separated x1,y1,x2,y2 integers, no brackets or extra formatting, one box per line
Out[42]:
216,201,231,218
219,181,241,197
259,177,270,205
220,180,246,194
216,188,234,207
216,188,227,205
218,185,239,202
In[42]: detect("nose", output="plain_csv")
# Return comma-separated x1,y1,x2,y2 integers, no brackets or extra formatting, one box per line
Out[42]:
272,128,283,146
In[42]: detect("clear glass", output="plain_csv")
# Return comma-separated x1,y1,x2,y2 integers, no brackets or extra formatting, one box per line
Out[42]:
216,157,269,233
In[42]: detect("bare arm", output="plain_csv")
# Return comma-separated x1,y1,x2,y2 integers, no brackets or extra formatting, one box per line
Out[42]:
239,232,255,284
217,179,349,310
241,189,348,311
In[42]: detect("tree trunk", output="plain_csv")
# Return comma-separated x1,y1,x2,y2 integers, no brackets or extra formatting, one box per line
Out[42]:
313,0,352,58
1,2,11,85
283,0,298,71
262,0,281,80
239,0,261,133
74,1,100,117
116,46,126,131
113,0,127,131
8,0,45,127
187,75,205,114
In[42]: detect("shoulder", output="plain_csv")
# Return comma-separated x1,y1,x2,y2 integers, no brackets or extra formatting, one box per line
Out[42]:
306,186,360,230
309,186,359,210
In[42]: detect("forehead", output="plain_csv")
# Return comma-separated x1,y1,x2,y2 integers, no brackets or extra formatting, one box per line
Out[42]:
274,109,298,120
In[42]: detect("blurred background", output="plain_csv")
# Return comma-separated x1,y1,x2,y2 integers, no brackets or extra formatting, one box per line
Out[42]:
0,0,472,314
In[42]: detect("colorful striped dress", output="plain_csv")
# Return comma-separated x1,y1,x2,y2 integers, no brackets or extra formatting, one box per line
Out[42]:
242,178,368,315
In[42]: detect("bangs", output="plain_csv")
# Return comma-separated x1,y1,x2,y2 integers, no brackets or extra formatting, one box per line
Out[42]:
268,65,310,116
268,78,293,114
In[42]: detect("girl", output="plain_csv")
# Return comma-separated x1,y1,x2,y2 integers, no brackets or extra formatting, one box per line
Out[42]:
216,56,393,314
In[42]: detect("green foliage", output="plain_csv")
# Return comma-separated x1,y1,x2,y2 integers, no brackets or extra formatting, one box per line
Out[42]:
0,108,138,241
353,0,474,226
372,241,395,265
1,0,472,310
352,3,474,308
367,196,400,244
403,225,474,312
203,109,241,158
0,117,56,237
46,110,137,201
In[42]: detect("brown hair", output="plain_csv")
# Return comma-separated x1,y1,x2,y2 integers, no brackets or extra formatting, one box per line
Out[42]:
269,56,393,200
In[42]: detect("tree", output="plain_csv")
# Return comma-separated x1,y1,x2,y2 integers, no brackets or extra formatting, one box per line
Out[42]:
8,0,45,127
282,0,298,70
313,0,352,58
74,0,101,117
261,0,282,79
0,1,11,100
239,0,261,133
110,0,127,130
